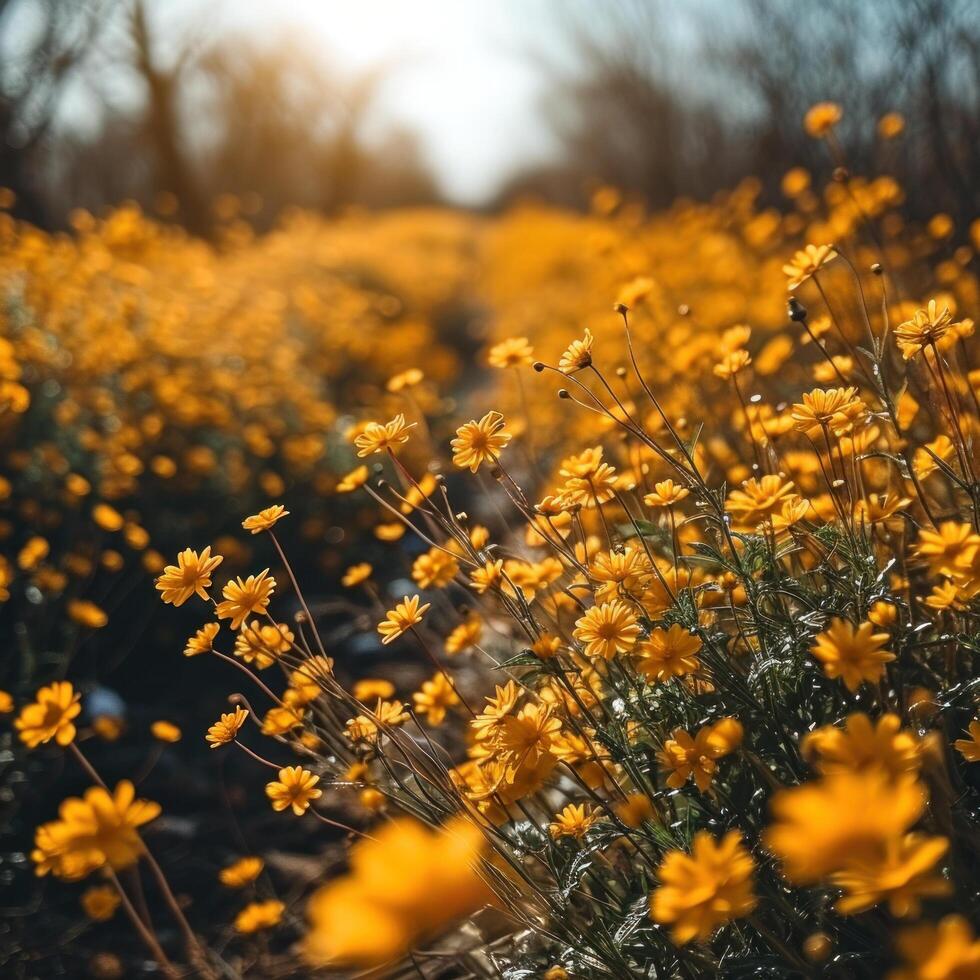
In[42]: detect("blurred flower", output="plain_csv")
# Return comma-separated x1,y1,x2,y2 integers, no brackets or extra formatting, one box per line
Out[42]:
15,681,81,749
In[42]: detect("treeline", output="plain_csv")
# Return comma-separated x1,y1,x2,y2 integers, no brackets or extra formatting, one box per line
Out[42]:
1,0,977,231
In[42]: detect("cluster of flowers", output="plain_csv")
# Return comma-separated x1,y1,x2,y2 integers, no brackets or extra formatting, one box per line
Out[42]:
5,104,980,978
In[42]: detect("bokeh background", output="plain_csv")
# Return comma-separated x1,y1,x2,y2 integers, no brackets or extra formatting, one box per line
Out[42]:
0,1,978,977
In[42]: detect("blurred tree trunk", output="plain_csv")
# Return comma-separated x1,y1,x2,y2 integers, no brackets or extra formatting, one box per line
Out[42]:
130,0,206,234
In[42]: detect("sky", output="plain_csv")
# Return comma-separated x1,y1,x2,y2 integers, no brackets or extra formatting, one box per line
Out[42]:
204,0,565,203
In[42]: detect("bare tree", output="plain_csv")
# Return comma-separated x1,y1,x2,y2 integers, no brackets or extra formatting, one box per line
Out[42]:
0,0,113,222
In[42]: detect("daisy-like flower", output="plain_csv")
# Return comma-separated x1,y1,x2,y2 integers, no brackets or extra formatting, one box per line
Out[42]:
184,622,220,657
445,616,483,655
802,713,920,778
783,243,838,290
352,678,395,702
241,504,289,534
651,831,757,944
67,599,108,629
658,719,743,792
81,884,120,921
386,368,424,392
894,300,954,360
803,101,842,137
451,410,511,473
831,833,950,917
32,781,161,880
791,386,866,438
377,595,430,645
353,413,415,457
345,699,410,743
488,336,534,368
573,600,641,660
764,770,926,884
558,328,594,373
150,720,181,743
549,803,597,840
336,465,370,493
216,570,276,629
954,719,980,762
810,618,895,691
643,479,689,508
155,546,223,606
15,681,82,749
412,672,460,726
220,856,264,887
713,348,752,380
341,562,373,587
411,547,459,589
890,915,980,980
634,625,702,682
265,766,322,815
206,706,249,748
235,899,284,933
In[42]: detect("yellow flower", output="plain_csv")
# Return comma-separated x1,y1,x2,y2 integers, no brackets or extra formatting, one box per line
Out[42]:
658,719,743,792
810,618,895,691
895,300,954,359
548,803,597,840
336,465,370,493
558,327,594,373
831,833,950,917
92,503,124,532
488,336,534,368
185,622,220,657
634,625,701,682
451,410,511,473
81,884,120,921
386,367,423,392
878,111,905,139
801,713,920,778
220,856,264,888
342,562,372,587
241,504,289,534
889,915,980,980
791,386,865,438
377,595,430,645
206,706,249,748
235,899,284,933
643,480,689,508
266,766,322,815
32,781,160,880
0,689,12,713
725,474,797,527
713,348,752,379
15,681,82,749
764,770,926,884
916,522,980,578
411,547,459,589
573,600,641,660
67,599,108,629
345,699,410,743
650,831,756,944
354,413,415,457
783,243,838,290
235,620,294,669
150,720,182,743
303,817,491,967
412,672,460,726
803,101,842,137
445,616,483,655
352,678,395,702
953,720,980,762
155,546,223,606
216,570,276,629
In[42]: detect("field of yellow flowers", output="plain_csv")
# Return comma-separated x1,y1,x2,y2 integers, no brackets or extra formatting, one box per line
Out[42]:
2,107,980,979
